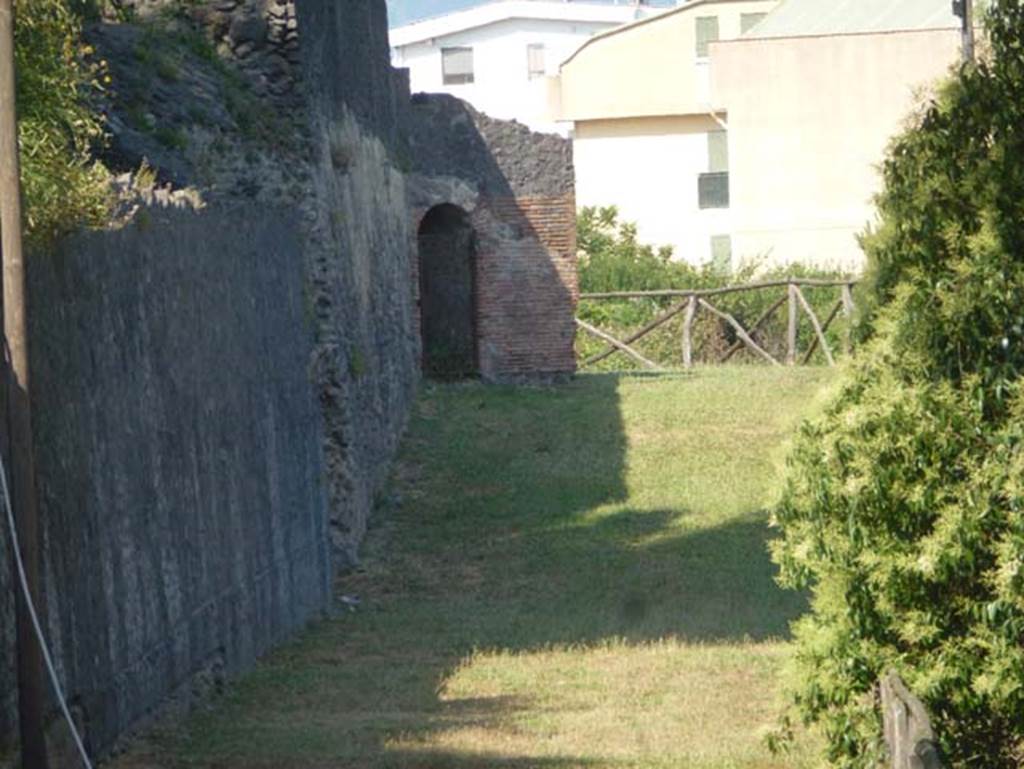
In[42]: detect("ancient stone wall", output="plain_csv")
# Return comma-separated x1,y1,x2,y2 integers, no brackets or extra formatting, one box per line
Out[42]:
406,95,578,382
0,460,13,760
0,0,578,758
296,0,420,567
2,0,419,758
22,204,329,755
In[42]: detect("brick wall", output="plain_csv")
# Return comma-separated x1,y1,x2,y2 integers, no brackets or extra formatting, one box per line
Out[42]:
406,94,579,383
474,195,578,380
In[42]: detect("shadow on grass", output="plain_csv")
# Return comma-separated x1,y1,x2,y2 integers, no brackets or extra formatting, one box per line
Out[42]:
165,372,815,768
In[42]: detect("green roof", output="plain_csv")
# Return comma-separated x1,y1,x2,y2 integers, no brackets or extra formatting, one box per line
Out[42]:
746,0,959,38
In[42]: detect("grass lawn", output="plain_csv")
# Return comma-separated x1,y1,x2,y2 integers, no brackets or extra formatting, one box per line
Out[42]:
113,367,834,769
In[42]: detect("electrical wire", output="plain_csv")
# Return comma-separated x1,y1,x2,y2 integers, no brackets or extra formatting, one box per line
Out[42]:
2,450,93,769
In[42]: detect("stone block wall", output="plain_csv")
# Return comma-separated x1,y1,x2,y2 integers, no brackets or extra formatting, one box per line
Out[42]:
0,0,579,758
0,461,13,760
21,204,329,754
296,0,420,568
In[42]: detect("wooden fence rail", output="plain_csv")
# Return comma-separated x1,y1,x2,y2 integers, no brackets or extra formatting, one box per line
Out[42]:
576,277,858,370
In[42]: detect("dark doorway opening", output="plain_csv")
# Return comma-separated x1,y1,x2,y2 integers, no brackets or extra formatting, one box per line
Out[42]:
417,204,478,379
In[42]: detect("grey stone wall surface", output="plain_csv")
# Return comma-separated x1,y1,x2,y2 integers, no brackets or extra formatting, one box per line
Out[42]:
406,93,574,199
0,0,574,757
296,0,419,568
0,455,13,760
18,204,331,754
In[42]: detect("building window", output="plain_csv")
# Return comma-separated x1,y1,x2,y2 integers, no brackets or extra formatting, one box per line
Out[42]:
710,235,732,273
695,16,719,58
698,174,730,208
699,130,730,208
527,43,546,80
442,46,474,85
740,12,768,34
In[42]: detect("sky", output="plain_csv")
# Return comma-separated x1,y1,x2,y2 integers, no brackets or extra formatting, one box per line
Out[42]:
386,0,676,27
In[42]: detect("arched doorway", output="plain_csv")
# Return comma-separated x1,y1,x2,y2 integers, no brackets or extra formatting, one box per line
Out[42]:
417,204,478,379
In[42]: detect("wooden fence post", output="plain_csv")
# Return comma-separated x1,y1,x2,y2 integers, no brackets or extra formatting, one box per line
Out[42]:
787,283,798,365
841,283,855,355
682,295,697,369
793,286,835,366
880,673,946,769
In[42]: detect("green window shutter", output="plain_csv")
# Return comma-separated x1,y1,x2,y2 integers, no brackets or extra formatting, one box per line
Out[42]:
695,16,719,58
710,235,732,273
740,12,768,34
708,130,728,173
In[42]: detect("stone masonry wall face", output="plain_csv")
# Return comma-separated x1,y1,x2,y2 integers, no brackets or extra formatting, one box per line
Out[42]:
24,205,330,753
297,0,420,568
1,0,578,755
0,455,13,756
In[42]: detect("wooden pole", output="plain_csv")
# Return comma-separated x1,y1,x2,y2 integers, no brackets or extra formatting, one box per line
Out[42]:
584,299,688,367
801,300,843,365
681,295,696,369
0,2,50,766
697,298,780,366
720,292,786,364
841,283,855,355
793,285,835,366
881,673,946,769
575,318,659,370
580,277,858,300
786,283,797,365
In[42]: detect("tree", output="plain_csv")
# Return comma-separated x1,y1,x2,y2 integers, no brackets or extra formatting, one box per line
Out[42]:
771,2,1024,766
16,0,110,242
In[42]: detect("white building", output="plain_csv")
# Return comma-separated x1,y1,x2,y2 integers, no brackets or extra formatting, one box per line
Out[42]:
712,0,962,270
556,0,962,270
556,0,779,266
389,1,670,135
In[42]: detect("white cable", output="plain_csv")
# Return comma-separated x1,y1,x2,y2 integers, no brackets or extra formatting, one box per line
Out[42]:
2,451,93,769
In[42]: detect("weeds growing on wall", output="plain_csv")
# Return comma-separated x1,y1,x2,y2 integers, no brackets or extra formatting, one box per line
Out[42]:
575,206,851,370
770,2,1024,766
15,0,112,243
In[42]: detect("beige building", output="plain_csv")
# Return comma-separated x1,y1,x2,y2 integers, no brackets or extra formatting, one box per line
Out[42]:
712,0,962,269
558,0,966,270
558,0,780,267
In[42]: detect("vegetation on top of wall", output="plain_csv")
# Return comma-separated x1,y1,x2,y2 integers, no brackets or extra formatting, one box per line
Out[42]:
575,206,851,369
769,2,1024,766
15,0,112,243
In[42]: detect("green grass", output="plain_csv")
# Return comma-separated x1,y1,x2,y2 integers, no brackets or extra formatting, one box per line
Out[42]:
113,367,834,769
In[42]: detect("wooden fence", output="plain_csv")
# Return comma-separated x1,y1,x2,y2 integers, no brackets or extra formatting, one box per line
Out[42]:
575,277,858,370
881,672,946,769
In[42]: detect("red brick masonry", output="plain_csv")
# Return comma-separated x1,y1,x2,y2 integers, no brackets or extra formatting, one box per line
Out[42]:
411,193,578,382
473,194,578,381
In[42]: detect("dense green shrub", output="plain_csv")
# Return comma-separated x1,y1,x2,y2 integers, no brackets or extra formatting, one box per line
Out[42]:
575,206,850,369
15,0,111,242
771,3,1024,766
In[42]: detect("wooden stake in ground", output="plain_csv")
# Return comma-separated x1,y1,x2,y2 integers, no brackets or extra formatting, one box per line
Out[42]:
0,1,50,766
